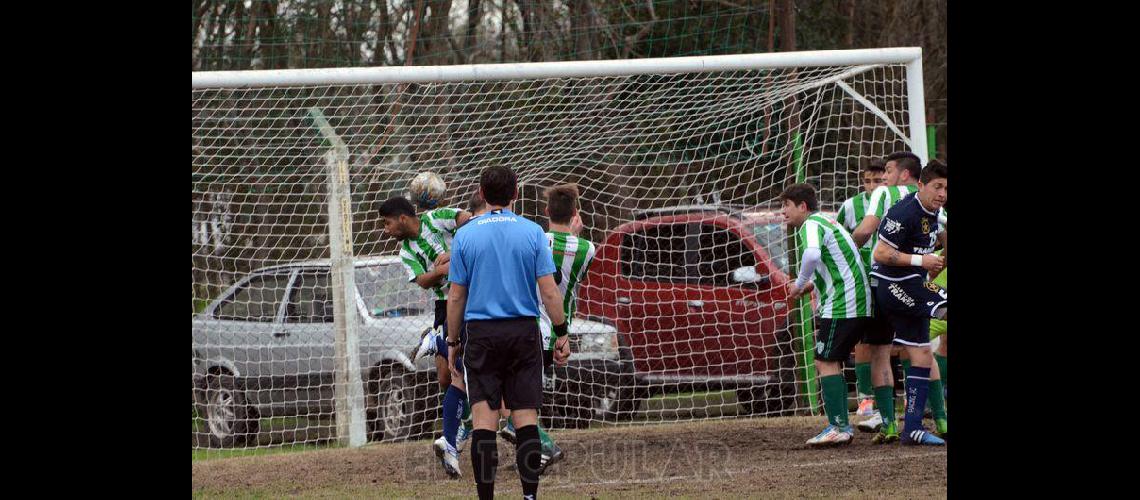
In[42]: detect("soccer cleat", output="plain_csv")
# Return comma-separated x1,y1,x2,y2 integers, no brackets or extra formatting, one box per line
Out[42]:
871,420,899,445
537,444,566,476
901,429,946,446
856,413,883,433
498,421,517,445
806,425,854,447
934,418,948,440
411,327,439,362
856,398,876,417
433,437,462,478
456,423,473,453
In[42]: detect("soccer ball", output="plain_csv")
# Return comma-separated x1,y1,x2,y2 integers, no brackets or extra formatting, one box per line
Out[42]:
408,171,447,210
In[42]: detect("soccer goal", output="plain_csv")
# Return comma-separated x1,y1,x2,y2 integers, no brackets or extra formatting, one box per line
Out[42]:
192,48,927,453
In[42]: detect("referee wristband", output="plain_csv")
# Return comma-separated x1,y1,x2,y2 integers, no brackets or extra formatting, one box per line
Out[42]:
552,322,569,339
910,254,923,267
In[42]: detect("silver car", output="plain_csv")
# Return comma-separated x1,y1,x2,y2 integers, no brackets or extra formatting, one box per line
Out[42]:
192,255,623,448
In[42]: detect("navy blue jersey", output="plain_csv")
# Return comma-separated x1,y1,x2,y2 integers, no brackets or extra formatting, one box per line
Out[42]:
869,192,943,282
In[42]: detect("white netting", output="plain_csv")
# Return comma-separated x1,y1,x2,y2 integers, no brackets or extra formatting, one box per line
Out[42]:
192,56,916,454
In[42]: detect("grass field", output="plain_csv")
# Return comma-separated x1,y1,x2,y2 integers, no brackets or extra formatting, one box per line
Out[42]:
192,416,946,498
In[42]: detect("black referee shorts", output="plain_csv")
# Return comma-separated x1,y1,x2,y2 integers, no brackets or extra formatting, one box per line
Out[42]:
462,317,544,411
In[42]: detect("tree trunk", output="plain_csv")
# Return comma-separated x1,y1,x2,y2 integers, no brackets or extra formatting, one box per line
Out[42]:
406,0,427,65
315,0,331,66
463,0,483,62
778,0,795,51
375,0,397,65
843,0,855,48
569,0,595,60
424,0,454,65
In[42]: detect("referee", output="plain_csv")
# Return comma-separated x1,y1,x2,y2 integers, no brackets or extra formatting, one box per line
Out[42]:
445,166,571,500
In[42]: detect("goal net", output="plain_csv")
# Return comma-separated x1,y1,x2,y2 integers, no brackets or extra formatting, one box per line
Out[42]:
192,49,927,454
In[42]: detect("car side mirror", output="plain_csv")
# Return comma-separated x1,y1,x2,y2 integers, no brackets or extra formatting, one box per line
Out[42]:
731,266,770,286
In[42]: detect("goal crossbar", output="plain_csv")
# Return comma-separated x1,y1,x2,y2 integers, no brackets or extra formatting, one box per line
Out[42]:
192,48,922,89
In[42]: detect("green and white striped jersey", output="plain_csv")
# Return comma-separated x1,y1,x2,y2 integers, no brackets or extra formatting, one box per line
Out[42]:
835,192,874,267
799,213,872,319
398,208,461,300
538,231,597,350
866,184,918,253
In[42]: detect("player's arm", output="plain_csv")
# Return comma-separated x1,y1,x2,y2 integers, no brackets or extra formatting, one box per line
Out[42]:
851,214,879,247
413,262,448,289
445,282,468,379
873,239,943,273
538,274,571,364
788,222,820,300
455,210,473,228
930,231,947,280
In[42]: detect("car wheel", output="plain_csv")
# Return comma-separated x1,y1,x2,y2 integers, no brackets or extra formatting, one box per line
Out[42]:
202,373,260,448
367,365,434,442
738,325,801,417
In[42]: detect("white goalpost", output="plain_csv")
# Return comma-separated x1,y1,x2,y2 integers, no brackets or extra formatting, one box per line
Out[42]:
192,48,926,453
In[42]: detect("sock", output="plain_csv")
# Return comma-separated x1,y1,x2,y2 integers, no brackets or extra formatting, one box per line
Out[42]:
928,379,947,420
874,385,895,428
855,362,873,398
442,385,467,448
461,395,472,431
934,353,948,395
901,359,912,393
515,425,542,499
470,429,497,500
821,374,848,428
904,366,931,434
537,425,556,454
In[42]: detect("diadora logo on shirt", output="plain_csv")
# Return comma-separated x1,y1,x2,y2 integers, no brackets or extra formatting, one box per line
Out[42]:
476,216,519,225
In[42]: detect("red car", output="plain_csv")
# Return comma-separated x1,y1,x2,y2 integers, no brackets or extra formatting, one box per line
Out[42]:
577,205,802,416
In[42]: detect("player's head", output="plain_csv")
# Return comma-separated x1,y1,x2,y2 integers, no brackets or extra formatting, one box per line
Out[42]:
479,166,518,207
862,160,886,195
779,183,818,228
917,160,948,211
377,196,419,240
883,151,922,186
468,189,487,216
544,183,580,225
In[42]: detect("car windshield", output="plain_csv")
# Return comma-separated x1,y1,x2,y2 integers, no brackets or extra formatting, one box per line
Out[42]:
355,263,431,318
750,223,791,274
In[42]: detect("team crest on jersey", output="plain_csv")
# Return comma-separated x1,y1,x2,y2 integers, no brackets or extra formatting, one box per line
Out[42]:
921,218,931,233
883,218,902,234
924,281,941,293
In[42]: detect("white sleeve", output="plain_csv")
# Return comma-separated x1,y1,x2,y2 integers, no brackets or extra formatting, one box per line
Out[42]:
795,247,822,290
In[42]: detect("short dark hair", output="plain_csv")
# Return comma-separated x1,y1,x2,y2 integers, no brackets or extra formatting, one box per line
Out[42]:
863,159,886,174
467,190,486,213
377,196,417,218
479,166,518,206
779,183,818,212
920,160,948,184
885,151,922,180
544,183,580,224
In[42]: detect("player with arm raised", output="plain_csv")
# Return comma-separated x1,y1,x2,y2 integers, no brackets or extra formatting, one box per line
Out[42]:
835,161,886,422
782,183,873,447
379,195,473,477
869,161,948,446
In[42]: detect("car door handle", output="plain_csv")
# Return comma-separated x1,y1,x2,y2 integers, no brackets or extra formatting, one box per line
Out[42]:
688,300,704,309
617,297,632,304
273,331,290,338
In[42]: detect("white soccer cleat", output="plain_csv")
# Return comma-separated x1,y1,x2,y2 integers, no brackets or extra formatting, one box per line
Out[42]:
806,425,854,447
856,398,876,417
456,424,473,453
412,327,440,362
433,437,462,478
857,412,884,433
